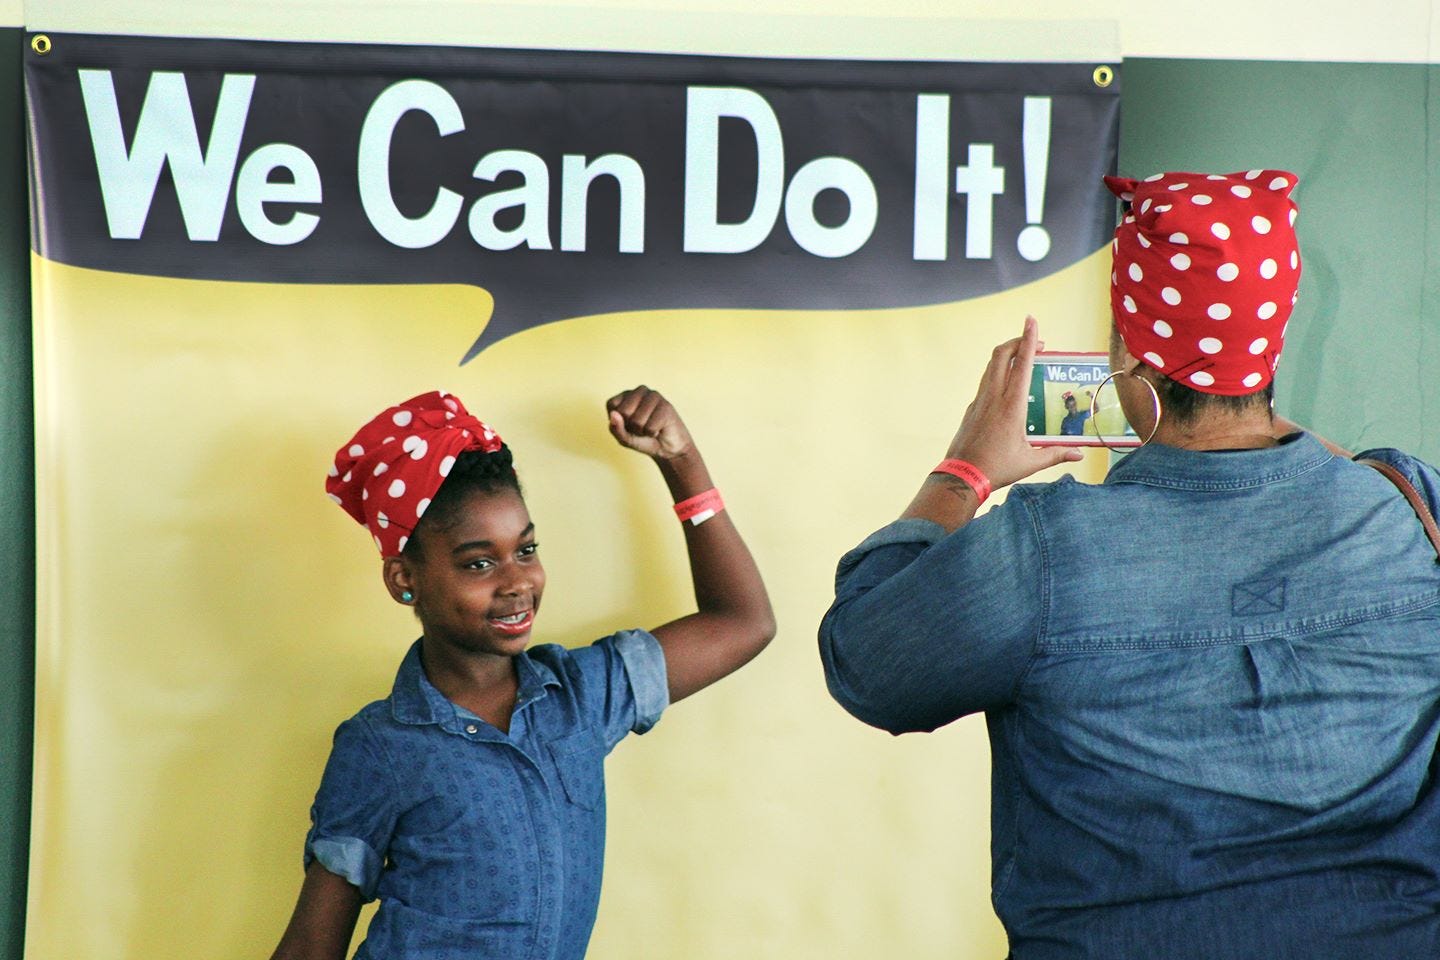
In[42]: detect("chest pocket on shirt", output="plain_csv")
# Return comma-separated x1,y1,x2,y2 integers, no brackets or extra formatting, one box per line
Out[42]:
545,731,603,811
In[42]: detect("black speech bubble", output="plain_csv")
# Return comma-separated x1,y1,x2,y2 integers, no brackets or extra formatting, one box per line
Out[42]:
25,32,1120,360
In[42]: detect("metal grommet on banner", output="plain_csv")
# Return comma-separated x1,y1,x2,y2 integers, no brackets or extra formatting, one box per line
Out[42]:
31,35,52,56
1092,65,1113,88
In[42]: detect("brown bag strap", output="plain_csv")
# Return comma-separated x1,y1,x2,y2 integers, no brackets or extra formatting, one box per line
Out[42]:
1356,457,1440,562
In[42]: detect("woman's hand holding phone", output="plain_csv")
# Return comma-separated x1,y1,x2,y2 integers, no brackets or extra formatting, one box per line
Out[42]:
943,316,1086,490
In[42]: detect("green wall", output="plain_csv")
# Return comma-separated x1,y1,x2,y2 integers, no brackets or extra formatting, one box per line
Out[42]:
1120,58,1440,461
1,24,34,960
0,50,1436,956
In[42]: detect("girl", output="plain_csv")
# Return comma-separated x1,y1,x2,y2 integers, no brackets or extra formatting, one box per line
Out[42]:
271,386,774,960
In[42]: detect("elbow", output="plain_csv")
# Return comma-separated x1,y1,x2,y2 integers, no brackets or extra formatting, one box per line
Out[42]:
712,601,776,670
736,606,776,667
823,671,934,736
817,611,939,736
754,602,778,650
817,642,914,737
732,593,777,658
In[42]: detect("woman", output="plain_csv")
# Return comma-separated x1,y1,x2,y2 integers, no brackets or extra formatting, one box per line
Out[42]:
819,171,1440,958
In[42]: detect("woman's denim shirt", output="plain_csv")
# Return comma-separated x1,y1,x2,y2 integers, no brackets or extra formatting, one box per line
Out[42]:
820,434,1440,958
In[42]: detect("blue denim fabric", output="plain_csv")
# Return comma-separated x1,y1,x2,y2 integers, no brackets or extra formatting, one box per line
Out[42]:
820,434,1440,958
305,629,668,960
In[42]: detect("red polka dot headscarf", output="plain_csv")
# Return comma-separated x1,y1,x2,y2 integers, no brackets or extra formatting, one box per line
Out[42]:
1105,170,1301,395
326,390,503,557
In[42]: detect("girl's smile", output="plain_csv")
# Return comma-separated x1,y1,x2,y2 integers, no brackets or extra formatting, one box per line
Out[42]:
488,609,534,635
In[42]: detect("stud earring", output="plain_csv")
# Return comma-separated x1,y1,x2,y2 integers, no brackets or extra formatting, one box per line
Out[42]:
401,591,414,603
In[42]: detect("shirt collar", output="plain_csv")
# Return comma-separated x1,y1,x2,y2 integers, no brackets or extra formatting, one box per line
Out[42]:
1104,430,1333,491
389,639,562,729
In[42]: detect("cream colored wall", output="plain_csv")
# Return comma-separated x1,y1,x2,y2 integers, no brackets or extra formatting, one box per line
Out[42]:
19,0,1440,61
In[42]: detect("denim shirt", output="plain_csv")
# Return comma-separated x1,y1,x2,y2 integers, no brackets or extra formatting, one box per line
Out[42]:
820,434,1440,958
305,629,668,960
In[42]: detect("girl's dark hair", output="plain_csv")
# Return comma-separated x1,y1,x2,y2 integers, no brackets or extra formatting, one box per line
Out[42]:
402,445,522,558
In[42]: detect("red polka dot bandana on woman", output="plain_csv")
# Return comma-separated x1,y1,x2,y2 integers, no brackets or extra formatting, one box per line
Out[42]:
327,391,503,556
1105,170,1301,395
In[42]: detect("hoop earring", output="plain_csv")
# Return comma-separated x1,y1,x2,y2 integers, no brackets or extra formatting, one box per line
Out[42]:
1090,369,1162,450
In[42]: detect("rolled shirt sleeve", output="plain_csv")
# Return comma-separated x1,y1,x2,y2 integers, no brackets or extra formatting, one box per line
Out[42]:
819,496,1045,734
304,716,400,901
611,628,669,735
568,628,669,752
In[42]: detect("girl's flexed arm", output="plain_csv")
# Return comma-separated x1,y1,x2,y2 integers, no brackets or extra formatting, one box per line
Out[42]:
607,386,775,703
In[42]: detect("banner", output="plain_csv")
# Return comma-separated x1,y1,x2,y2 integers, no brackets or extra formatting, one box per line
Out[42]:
29,33,1117,353
25,29,1118,960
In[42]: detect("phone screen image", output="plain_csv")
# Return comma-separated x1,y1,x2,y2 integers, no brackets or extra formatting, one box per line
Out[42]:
1027,352,1141,447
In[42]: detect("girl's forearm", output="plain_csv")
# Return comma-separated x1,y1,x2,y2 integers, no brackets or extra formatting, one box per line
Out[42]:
652,446,775,701
657,448,771,625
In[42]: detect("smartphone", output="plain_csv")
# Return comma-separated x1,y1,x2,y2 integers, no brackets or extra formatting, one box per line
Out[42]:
1027,352,1141,447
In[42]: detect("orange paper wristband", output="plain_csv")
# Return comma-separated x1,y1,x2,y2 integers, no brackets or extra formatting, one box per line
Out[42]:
673,488,724,526
931,459,992,504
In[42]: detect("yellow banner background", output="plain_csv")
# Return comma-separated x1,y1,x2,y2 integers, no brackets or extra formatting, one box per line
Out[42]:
29,251,1108,958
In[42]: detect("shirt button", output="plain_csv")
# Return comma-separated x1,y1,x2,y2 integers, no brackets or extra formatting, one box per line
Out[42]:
466,724,478,734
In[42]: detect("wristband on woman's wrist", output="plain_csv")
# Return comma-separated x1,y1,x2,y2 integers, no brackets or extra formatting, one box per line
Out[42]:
930,459,992,505
673,488,724,526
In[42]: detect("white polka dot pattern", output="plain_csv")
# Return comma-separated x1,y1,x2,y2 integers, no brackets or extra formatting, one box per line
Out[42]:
1104,169,1301,396
326,390,507,557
